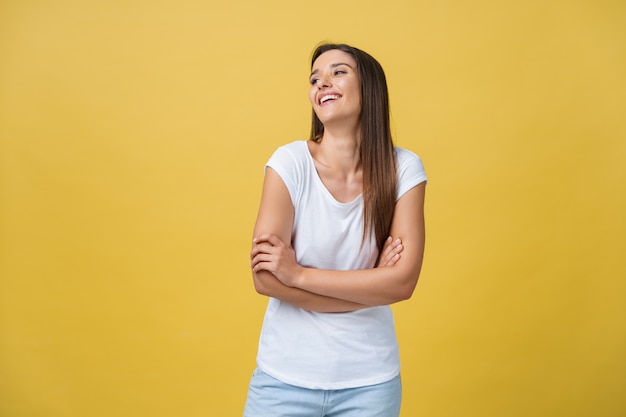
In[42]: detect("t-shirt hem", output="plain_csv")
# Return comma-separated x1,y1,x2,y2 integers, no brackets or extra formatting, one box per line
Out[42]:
256,360,401,390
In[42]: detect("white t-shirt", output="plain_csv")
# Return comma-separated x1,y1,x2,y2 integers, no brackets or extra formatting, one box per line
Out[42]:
255,140,427,390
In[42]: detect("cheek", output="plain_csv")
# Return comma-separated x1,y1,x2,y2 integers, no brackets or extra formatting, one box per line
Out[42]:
308,88,317,106
348,90,361,110
351,83,361,101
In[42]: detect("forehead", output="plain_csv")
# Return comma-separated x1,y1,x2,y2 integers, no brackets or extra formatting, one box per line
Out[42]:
312,49,357,69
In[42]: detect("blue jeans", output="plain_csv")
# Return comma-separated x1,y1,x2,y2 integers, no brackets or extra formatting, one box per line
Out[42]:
243,368,402,417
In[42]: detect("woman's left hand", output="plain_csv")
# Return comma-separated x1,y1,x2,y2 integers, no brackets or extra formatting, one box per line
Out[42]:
377,236,403,267
250,233,303,287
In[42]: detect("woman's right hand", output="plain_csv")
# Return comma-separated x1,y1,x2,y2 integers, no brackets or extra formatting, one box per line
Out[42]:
251,233,303,287
377,237,403,267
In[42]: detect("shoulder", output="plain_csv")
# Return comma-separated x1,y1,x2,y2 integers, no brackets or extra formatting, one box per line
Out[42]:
269,140,309,162
394,146,426,177
266,140,309,172
265,141,310,203
394,146,423,166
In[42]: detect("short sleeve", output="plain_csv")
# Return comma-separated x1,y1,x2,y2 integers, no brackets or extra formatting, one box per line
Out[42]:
264,142,305,206
395,147,427,200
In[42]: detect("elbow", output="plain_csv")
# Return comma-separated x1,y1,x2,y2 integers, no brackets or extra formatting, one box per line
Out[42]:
386,259,423,303
395,274,420,302
253,283,267,296
396,286,415,303
252,272,270,296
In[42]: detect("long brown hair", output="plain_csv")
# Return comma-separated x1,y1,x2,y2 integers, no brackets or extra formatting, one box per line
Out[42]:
309,43,397,253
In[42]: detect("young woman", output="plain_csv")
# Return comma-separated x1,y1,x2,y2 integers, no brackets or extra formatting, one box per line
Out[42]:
244,43,427,417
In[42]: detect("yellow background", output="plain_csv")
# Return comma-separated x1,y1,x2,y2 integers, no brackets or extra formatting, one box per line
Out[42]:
1,0,624,416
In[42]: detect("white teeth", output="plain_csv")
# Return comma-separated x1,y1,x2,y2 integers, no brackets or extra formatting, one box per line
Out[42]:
320,94,340,104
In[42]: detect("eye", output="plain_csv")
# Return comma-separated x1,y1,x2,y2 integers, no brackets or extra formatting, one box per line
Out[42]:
334,69,347,76
309,78,319,85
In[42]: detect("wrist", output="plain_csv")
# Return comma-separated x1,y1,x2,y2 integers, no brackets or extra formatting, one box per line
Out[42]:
293,266,307,289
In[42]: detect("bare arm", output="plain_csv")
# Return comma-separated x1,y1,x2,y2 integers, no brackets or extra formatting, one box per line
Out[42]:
252,181,426,306
251,168,404,313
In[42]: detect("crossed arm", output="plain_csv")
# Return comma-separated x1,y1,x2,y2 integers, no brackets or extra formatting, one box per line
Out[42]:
250,167,426,313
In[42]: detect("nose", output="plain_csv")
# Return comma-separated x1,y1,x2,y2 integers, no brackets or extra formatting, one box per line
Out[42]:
316,74,331,88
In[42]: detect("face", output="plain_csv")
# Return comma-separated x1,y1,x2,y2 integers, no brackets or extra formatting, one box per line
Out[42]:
309,49,361,127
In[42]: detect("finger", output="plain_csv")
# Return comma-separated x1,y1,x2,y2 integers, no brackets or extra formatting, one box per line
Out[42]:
252,261,269,273
394,241,404,255
381,236,393,253
252,259,280,274
380,253,399,267
253,233,285,248
379,238,402,267
386,237,402,251
382,250,401,267
385,253,401,267
378,237,391,266
250,253,274,270
379,237,394,257
250,241,279,258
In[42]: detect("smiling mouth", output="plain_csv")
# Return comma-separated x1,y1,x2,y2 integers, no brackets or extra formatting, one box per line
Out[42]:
319,94,340,105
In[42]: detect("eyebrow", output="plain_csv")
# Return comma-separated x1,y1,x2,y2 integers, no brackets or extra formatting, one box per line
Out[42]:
310,62,354,78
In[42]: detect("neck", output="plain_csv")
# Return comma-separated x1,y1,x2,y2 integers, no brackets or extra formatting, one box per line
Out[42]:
317,128,361,175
